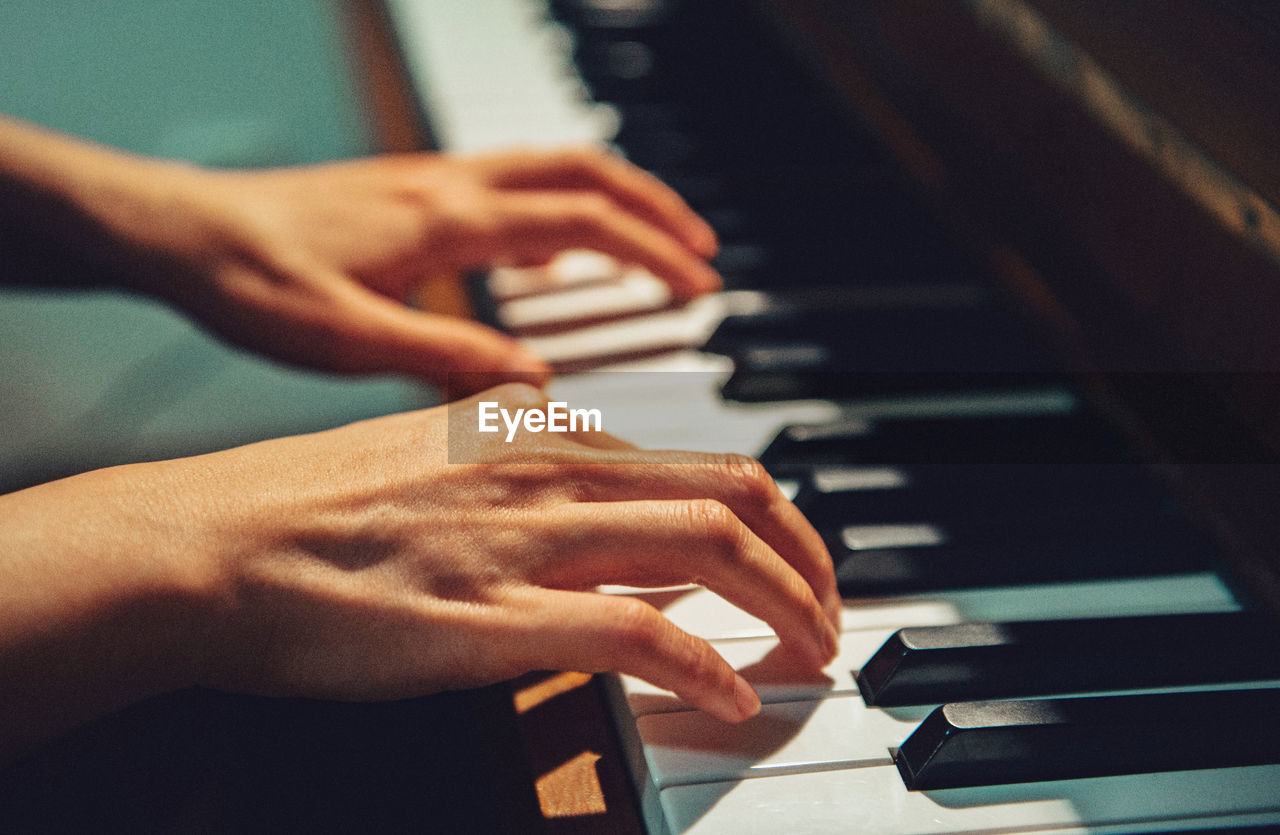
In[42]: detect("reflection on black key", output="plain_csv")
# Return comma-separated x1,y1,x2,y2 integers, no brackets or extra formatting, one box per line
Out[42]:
795,461,1162,525
797,465,1175,534
720,306,1060,402
804,460,1211,593
758,413,1124,477
703,284,986,356
834,528,1208,595
895,688,1280,790
858,613,1280,706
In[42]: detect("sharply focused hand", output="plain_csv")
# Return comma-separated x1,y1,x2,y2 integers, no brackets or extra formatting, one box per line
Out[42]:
187,383,837,723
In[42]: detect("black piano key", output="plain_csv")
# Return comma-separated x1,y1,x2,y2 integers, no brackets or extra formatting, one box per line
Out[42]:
729,320,1054,373
719,305,1060,401
795,465,1174,532
723,368,1065,402
833,529,1209,595
709,238,965,292
758,412,1127,476
703,284,987,356
617,106,874,176
655,164,896,213
894,688,1280,790
858,612,1280,707
802,458,1212,592
706,290,972,356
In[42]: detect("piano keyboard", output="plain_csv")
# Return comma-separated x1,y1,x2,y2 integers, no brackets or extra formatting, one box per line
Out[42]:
382,0,1280,831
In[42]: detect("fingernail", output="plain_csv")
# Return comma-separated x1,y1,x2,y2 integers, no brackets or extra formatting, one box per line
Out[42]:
700,265,724,294
503,345,552,378
827,598,844,633
823,621,840,663
734,674,761,721
811,621,837,668
691,221,719,257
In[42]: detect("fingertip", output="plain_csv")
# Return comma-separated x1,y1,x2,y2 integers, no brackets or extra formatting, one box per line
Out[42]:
701,263,725,294
826,596,844,633
688,220,719,259
503,344,553,383
733,674,761,721
823,620,840,665
671,265,723,302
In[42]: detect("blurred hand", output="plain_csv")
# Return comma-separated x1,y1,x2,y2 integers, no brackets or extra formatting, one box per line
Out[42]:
118,148,720,396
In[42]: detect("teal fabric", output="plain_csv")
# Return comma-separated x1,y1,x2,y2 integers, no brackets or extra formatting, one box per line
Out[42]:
0,0,430,492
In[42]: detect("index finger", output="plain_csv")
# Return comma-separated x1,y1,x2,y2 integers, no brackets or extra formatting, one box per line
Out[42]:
556,448,842,629
510,587,761,724
478,147,719,258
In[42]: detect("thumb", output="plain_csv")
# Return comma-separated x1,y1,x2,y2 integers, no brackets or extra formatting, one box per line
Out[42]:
335,289,553,396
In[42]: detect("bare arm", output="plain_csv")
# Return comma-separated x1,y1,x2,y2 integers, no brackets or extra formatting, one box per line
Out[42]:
0,385,840,762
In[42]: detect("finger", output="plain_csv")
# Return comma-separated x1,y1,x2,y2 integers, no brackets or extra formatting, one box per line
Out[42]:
322,283,552,394
552,449,842,629
495,192,722,300
534,501,837,667
478,147,719,258
507,587,760,723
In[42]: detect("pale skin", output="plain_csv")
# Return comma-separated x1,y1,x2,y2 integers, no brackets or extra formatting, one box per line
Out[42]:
0,115,841,761
0,115,721,394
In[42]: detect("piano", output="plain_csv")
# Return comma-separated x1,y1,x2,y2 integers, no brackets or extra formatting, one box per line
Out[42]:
3,0,1274,831
367,0,1280,831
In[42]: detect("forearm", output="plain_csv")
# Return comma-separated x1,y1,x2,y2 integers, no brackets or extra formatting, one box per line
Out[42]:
0,114,205,291
0,462,220,762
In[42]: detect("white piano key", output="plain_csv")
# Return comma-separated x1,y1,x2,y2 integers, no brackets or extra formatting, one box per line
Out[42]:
543,351,841,455
488,250,625,300
636,572,1239,644
661,763,1280,834
637,695,913,788
641,679,1280,796
623,635,1280,720
620,629,896,715
383,0,613,151
521,293,730,364
634,586,964,642
499,270,673,330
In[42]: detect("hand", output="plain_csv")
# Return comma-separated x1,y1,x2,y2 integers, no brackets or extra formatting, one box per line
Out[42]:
118,148,721,395
183,383,839,723
0,114,721,395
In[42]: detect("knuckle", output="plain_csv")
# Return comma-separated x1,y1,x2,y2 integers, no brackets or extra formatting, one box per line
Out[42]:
609,598,666,655
687,641,733,693
569,193,615,232
436,188,502,251
721,453,777,509
684,499,743,559
491,381,549,410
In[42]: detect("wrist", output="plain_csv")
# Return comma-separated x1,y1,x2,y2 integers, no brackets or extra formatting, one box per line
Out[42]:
0,115,218,295
0,460,230,691
95,458,236,692
0,460,230,757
